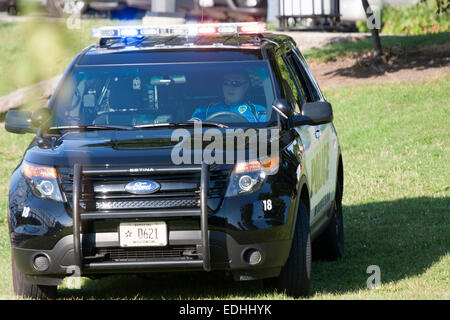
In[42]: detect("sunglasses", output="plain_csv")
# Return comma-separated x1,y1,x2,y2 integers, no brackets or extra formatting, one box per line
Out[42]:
223,80,248,88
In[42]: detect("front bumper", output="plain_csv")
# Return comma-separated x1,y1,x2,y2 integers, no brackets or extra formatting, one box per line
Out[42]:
13,230,291,285
9,162,297,285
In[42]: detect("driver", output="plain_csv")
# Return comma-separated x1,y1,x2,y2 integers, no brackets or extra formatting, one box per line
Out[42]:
191,72,266,122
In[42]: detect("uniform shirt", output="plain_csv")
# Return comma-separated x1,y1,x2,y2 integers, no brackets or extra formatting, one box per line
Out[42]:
191,102,267,123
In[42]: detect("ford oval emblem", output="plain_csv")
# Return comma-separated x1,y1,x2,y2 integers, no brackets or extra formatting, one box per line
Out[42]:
125,180,160,195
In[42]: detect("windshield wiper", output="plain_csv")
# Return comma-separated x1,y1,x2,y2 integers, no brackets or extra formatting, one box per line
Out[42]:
133,121,229,129
49,124,134,131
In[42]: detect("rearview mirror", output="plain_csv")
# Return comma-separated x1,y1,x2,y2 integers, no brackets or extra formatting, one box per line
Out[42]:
150,75,186,85
291,102,333,126
5,110,36,134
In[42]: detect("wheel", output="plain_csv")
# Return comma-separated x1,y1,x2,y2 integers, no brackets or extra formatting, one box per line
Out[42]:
264,201,311,298
11,250,57,299
313,178,344,261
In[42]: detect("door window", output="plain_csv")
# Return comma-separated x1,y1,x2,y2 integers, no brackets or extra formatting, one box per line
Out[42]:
287,51,320,103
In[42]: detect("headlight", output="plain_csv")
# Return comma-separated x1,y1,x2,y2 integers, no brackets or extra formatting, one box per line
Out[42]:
225,155,279,197
22,162,64,202
239,175,255,191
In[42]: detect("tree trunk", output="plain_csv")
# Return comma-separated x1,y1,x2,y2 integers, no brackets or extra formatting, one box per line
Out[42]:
361,0,383,57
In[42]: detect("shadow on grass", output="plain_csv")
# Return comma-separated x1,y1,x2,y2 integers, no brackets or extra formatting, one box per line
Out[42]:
58,196,449,299
323,43,449,79
305,32,450,74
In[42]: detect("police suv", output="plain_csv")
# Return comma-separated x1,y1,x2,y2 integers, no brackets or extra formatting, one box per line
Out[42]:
5,22,344,299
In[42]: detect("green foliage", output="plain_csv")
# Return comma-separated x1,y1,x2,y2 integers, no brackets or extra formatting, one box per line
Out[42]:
356,1,450,35
0,19,116,96
356,19,370,33
266,22,278,31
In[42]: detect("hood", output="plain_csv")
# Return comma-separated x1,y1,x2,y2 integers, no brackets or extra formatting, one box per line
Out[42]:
23,127,280,167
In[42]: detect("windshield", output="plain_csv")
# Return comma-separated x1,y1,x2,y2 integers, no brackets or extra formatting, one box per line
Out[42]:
51,61,276,128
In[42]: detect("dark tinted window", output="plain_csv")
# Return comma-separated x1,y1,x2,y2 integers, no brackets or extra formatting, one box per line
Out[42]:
287,50,320,102
272,51,303,113
51,61,276,127
79,49,263,65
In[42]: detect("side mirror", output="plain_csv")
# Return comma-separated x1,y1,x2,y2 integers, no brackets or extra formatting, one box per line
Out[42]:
31,108,52,128
272,99,293,119
292,102,333,126
5,110,36,134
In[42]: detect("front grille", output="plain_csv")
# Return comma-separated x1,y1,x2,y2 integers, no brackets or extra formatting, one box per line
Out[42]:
87,246,198,262
58,164,232,214
95,199,200,210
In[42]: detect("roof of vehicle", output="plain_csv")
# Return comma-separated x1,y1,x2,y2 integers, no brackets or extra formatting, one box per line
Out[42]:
76,24,294,66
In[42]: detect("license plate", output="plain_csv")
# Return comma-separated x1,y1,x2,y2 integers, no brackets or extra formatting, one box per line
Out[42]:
119,222,167,247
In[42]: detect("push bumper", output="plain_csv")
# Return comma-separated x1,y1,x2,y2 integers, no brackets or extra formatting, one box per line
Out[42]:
12,230,291,285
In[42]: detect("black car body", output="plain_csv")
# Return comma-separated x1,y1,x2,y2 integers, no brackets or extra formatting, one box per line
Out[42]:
6,23,343,299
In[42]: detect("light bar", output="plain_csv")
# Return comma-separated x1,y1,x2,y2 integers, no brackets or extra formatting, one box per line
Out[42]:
120,27,139,37
239,23,267,34
197,25,217,35
92,22,267,39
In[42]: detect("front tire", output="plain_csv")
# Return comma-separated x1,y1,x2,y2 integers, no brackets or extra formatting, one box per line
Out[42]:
11,250,57,299
265,201,311,298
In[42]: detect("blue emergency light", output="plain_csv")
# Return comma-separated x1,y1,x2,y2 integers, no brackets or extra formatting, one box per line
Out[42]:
92,22,267,39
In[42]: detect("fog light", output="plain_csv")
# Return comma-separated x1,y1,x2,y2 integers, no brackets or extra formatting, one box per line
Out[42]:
33,255,49,272
243,248,262,265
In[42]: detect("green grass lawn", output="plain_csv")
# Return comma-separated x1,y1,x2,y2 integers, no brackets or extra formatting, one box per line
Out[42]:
0,74,448,299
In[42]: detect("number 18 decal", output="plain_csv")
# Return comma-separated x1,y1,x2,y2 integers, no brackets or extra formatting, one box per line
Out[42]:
263,200,272,211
